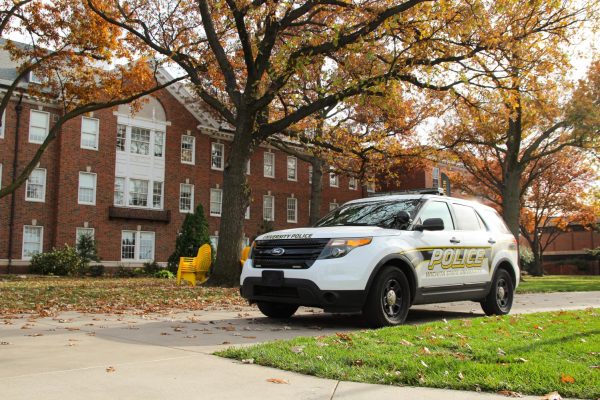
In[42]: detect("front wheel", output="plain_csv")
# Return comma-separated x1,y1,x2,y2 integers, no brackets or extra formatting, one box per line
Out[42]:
481,269,514,316
256,301,298,319
363,267,411,328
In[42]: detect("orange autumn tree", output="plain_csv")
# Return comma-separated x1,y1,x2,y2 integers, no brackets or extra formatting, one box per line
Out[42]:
0,0,183,199
437,0,599,239
520,150,598,275
89,0,583,285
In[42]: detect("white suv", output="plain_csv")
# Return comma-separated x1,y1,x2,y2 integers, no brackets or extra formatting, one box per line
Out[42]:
240,194,519,327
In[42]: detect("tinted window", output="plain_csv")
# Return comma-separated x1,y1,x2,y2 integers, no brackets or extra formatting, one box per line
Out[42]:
416,201,454,230
315,199,422,229
452,203,483,231
478,208,512,234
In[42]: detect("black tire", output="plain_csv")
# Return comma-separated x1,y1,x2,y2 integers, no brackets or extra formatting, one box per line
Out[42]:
481,268,514,316
256,301,299,319
362,266,411,328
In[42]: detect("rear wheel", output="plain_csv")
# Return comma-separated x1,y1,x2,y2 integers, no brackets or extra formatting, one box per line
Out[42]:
363,267,411,328
256,301,299,319
481,269,514,316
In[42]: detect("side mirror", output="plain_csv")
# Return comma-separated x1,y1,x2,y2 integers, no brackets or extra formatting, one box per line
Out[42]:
414,218,445,231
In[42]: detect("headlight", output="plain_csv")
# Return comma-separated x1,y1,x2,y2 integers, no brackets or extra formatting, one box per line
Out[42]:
318,237,372,259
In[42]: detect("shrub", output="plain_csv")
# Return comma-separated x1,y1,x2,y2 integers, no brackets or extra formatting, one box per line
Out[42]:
519,247,534,272
143,260,161,275
167,204,211,273
155,269,175,279
30,246,87,276
88,264,105,277
115,265,136,278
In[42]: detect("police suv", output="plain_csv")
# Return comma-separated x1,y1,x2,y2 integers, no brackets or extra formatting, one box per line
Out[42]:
240,192,519,327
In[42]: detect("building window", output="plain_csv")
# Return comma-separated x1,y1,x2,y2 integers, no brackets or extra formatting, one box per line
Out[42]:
78,172,97,205
287,197,298,223
308,165,313,184
154,132,164,157
263,195,274,221
181,135,195,164
264,152,274,178
329,171,339,187
81,117,99,150
329,202,339,212
116,124,126,151
129,179,149,207
29,71,42,84
130,127,151,155
152,182,163,209
0,110,5,138
179,183,194,213
76,227,95,244
211,142,224,170
245,159,251,175
287,156,297,181
349,177,358,190
22,225,43,259
210,235,219,251
29,110,49,144
210,188,223,217
25,168,46,202
114,177,125,205
432,167,440,188
366,182,376,193
121,231,155,261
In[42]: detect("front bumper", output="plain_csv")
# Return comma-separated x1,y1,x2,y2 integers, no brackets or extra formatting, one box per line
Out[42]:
240,277,366,312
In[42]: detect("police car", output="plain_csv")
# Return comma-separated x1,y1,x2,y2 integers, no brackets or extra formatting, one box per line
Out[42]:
240,192,519,327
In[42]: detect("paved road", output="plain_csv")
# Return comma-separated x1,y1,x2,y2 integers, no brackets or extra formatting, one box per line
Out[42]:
1,291,598,400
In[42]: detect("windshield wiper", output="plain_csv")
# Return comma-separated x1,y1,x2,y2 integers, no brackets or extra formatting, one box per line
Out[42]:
331,222,375,226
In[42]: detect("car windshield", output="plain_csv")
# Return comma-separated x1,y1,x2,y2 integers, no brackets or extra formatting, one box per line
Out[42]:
315,199,423,229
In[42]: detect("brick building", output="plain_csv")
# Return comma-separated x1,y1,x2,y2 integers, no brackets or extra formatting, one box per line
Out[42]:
540,222,600,275
0,65,365,272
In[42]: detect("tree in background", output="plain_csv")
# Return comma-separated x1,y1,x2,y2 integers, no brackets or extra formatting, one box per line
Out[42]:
167,204,211,273
89,0,548,285
520,150,599,275
0,0,183,199
76,233,100,264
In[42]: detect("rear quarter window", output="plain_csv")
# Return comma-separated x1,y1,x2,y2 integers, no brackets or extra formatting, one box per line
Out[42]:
478,208,512,234
452,203,484,231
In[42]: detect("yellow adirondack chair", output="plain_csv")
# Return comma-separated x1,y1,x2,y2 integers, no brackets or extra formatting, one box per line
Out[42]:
239,245,251,268
177,243,212,286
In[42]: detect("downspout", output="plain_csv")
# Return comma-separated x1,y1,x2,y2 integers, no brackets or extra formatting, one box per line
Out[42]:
7,94,23,273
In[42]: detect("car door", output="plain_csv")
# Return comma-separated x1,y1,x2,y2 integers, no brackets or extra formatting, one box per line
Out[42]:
410,199,467,288
448,203,491,284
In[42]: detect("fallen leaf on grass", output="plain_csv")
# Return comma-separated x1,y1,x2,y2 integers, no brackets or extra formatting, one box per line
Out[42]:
458,372,464,380
336,332,352,342
497,390,522,397
290,345,305,354
560,374,575,384
241,358,254,364
497,348,506,357
399,339,413,346
421,347,431,355
353,359,364,367
540,392,562,400
515,358,529,363
266,378,289,384
106,366,116,373
590,365,599,369
420,360,429,368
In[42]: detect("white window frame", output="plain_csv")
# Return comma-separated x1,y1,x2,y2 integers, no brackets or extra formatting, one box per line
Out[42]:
29,71,42,84
121,230,155,261
245,159,251,175
287,197,298,223
264,152,275,178
181,135,195,164
22,225,43,260
211,142,225,171
329,171,339,188
179,183,194,213
0,110,5,139
130,126,151,156
128,178,150,207
28,110,49,144
25,168,46,202
114,177,125,206
154,131,165,158
210,188,223,217
152,181,163,209
287,156,297,181
116,124,127,152
75,227,95,244
80,116,99,150
78,172,97,205
432,167,440,188
263,195,274,221
349,177,358,190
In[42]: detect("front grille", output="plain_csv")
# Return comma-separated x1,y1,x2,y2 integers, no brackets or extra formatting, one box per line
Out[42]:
253,238,330,269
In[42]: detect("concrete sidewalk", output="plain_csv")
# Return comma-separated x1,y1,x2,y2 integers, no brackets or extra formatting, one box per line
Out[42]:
1,291,598,399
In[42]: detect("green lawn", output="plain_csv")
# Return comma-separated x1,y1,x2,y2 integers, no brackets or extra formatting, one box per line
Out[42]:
0,276,244,315
219,309,600,399
517,275,600,293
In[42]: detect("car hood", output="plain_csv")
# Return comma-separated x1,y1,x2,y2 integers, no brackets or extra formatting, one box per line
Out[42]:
256,226,401,240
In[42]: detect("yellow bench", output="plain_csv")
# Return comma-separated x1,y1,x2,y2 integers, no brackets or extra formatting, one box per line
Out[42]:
240,245,251,268
177,243,212,286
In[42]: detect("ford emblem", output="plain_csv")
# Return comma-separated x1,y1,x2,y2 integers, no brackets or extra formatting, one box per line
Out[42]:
271,247,285,256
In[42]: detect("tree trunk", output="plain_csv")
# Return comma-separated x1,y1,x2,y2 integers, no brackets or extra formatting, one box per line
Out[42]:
529,237,544,276
501,169,522,240
309,158,325,225
209,124,253,287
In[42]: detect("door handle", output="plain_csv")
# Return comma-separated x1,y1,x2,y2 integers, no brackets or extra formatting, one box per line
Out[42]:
450,237,461,244
488,239,496,244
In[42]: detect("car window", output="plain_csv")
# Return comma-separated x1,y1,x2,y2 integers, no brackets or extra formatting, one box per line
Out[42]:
452,203,484,231
415,201,454,230
478,208,512,234
315,199,422,229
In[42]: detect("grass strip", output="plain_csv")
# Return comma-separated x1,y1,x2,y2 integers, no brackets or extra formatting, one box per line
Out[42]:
517,275,600,293
218,309,600,399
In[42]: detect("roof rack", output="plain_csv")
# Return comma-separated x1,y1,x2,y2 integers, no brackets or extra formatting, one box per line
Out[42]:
368,187,446,197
